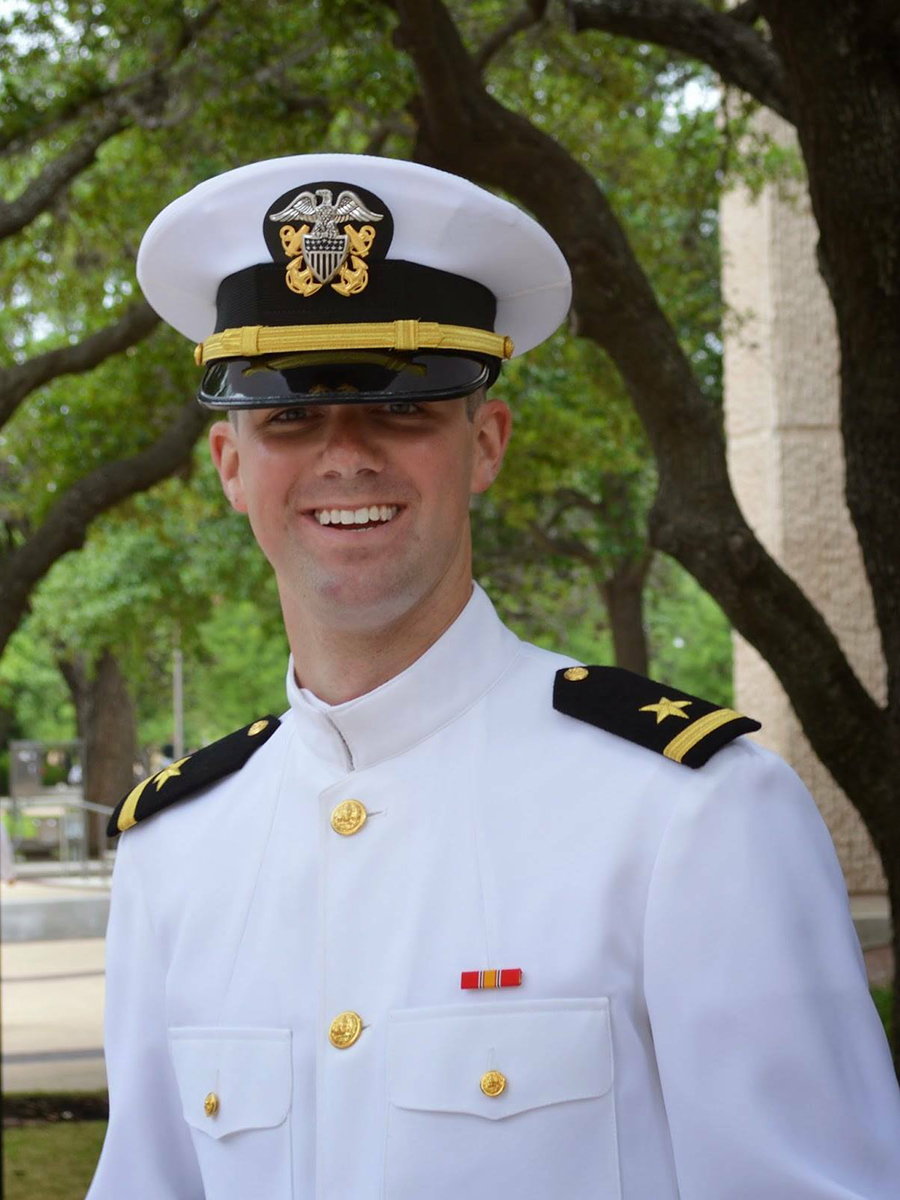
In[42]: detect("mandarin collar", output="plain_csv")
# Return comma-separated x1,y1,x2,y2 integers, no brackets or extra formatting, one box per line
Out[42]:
285,584,521,772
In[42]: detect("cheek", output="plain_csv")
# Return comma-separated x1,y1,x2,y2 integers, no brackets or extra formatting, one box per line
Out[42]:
239,458,294,537
413,445,473,527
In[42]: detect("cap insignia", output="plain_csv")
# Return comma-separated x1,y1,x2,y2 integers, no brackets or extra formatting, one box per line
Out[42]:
267,186,383,298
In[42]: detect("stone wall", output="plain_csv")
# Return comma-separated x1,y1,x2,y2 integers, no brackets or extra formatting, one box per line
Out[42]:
721,111,886,894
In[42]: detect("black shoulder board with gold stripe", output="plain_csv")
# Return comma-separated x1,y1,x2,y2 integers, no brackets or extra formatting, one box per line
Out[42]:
553,666,760,768
107,716,281,836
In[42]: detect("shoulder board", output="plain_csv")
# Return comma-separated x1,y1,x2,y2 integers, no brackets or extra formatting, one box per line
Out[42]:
108,716,281,836
553,666,760,768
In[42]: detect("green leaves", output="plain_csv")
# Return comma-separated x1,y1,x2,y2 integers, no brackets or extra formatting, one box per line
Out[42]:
1,0,750,737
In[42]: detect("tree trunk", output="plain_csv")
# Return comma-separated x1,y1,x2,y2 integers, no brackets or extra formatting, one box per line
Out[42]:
59,650,136,857
885,850,900,1078
600,555,651,675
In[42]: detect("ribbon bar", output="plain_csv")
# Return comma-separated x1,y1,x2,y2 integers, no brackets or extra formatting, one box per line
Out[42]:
461,969,523,990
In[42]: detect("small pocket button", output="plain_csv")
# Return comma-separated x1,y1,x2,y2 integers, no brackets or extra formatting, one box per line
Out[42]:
480,1070,507,1098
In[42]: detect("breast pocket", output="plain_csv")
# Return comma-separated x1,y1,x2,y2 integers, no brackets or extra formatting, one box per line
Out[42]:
168,1026,293,1200
386,998,620,1200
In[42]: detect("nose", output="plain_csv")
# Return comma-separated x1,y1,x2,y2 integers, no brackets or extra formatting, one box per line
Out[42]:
314,407,384,480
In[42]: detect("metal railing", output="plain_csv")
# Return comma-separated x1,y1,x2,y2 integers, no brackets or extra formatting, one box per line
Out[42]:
1,795,116,877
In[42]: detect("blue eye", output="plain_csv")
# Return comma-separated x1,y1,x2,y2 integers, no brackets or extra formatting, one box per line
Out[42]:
269,407,313,422
381,401,421,415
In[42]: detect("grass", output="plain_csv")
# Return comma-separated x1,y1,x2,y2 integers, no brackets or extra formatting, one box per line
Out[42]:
871,987,893,1043
3,1121,107,1200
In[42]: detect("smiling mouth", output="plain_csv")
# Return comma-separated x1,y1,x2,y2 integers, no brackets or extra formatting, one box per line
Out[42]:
312,505,401,530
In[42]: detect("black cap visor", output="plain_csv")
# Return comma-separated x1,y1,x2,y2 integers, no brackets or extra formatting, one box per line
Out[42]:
198,350,497,409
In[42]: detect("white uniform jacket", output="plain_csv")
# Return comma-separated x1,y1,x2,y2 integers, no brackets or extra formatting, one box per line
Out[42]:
88,585,900,1200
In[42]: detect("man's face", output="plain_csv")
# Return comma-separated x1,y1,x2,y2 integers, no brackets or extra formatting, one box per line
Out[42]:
209,394,512,631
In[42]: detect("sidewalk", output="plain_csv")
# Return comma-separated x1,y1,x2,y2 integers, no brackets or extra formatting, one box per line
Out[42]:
1,872,111,943
1,934,106,1092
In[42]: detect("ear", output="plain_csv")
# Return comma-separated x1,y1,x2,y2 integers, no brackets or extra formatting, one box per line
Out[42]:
209,419,248,513
469,398,513,495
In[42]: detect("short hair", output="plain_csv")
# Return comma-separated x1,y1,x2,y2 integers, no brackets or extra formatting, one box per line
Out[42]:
465,387,487,421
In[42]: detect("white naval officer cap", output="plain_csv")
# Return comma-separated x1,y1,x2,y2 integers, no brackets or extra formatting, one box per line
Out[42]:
136,154,571,408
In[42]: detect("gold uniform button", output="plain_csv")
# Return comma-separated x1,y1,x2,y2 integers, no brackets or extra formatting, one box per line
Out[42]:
204,1092,219,1118
563,666,589,682
331,799,368,836
329,1010,363,1049
480,1070,507,1097
247,719,269,736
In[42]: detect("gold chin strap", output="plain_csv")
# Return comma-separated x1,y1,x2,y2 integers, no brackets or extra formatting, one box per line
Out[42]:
194,321,514,366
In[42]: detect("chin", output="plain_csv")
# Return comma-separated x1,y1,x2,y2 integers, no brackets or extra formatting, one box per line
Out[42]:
304,569,427,628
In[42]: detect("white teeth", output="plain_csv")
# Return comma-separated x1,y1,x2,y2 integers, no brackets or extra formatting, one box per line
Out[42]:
315,505,399,526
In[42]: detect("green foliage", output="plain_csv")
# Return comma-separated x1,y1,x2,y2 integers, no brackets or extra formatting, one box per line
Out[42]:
871,987,893,1043
14,447,285,749
0,623,74,742
645,557,733,704
2,0,761,748
179,596,289,747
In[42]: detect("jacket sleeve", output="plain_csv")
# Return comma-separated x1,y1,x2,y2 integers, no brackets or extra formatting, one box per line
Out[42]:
87,831,205,1200
643,740,900,1199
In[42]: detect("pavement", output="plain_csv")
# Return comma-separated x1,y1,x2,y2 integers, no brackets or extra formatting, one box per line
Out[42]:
1,874,111,943
2,877,109,1093
1,933,107,1092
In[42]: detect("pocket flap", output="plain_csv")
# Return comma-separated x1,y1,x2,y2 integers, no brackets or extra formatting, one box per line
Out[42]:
388,998,611,1120
168,1026,292,1139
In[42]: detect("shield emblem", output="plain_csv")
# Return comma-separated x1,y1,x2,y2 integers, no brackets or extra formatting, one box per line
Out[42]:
302,232,349,284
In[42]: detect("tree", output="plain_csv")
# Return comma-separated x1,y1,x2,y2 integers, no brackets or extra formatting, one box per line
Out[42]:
383,0,900,1063
16,456,284,832
4,0,726,807
475,333,657,673
0,0,388,654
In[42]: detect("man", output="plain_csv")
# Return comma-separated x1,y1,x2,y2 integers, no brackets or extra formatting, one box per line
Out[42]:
88,154,900,1200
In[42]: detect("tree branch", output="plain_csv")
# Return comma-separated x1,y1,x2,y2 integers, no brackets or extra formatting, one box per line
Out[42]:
393,0,891,828
529,521,600,565
730,1,762,24
0,0,225,238
0,396,208,656
0,110,126,243
566,0,792,121
0,84,113,157
0,300,160,431
474,0,550,74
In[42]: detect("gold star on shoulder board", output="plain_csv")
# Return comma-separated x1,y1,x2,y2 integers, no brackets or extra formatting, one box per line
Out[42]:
154,756,191,790
639,697,692,725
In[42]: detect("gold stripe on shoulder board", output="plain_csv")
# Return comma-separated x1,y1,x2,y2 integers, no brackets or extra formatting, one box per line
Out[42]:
663,708,743,764
117,775,158,833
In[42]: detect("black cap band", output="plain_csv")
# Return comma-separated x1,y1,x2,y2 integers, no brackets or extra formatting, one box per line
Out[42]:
215,261,497,334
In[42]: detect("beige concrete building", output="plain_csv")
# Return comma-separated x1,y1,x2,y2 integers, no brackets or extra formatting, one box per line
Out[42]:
721,110,887,903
